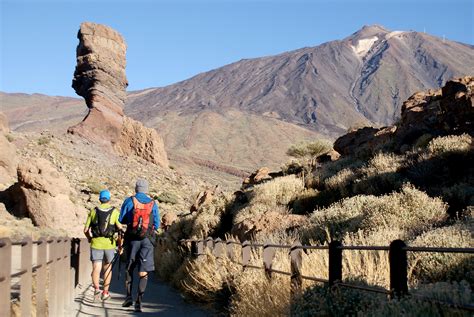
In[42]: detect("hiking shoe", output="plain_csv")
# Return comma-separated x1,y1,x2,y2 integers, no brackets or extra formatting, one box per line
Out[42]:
122,296,133,307
101,292,111,301
93,289,101,302
134,301,142,312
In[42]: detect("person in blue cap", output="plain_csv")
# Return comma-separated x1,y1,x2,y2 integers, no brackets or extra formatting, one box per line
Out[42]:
119,178,160,312
84,189,122,301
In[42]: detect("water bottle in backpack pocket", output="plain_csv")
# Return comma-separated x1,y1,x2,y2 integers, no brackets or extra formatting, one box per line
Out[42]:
129,197,155,239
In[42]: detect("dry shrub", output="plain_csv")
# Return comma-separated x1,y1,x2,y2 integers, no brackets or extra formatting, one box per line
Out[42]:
426,134,472,156
309,184,447,242
250,175,304,206
154,241,185,281
190,193,233,238
290,188,319,215
180,251,240,303
317,157,364,184
367,281,473,317
324,168,355,196
230,250,291,317
409,220,474,285
291,277,385,316
234,176,304,225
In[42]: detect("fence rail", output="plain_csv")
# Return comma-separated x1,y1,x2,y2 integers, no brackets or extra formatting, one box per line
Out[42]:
0,237,90,316
178,237,474,312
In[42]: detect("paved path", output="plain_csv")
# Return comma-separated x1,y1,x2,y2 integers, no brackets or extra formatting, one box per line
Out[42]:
73,264,211,316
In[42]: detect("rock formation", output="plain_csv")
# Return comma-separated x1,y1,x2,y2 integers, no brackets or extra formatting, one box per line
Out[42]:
334,76,474,157
10,158,84,237
190,185,221,214
0,113,17,186
69,22,168,167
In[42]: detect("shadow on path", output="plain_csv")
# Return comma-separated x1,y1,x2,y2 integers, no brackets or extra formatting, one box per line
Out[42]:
73,262,210,316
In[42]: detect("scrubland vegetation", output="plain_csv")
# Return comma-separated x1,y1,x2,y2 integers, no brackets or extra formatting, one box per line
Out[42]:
156,134,473,316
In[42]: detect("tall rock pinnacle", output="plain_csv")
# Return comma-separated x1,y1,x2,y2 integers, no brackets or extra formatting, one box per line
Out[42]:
69,22,169,167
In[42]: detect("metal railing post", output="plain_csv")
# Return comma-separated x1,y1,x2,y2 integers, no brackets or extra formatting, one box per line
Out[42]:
241,241,250,270
0,238,12,317
290,241,302,294
389,240,408,298
328,240,342,286
20,238,32,316
263,240,276,280
36,238,47,316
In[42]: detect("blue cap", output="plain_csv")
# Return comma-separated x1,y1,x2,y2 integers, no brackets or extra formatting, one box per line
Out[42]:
99,190,111,203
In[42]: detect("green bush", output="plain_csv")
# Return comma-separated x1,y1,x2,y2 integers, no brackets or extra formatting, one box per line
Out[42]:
37,136,51,146
155,191,179,205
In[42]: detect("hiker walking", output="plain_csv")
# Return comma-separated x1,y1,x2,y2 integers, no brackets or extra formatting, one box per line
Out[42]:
84,189,123,301
119,178,160,312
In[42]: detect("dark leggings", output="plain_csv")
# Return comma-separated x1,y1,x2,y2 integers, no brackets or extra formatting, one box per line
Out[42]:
125,261,148,303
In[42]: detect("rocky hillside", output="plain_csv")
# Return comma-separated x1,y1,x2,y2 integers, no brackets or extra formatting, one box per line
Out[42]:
127,25,474,135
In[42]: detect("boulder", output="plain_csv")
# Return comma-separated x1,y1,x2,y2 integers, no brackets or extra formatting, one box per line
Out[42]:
333,126,396,157
115,117,169,167
231,211,308,241
14,158,84,237
69,22,169,166
242,167,273,189
161,212,177,231
316,149,341,163
0,112,9,134
190,185,220,213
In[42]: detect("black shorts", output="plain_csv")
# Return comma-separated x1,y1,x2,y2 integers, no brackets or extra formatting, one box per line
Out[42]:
126,238,155,272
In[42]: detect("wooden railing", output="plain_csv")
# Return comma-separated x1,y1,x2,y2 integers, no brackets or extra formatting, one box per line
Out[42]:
178,237,474,312
0,237,90,316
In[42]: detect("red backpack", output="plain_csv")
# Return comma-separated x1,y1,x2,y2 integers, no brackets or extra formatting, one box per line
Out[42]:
129,197,155,239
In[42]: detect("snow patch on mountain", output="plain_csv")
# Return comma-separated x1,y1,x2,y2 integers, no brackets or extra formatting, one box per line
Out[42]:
386,31,406,40
351,36,378,58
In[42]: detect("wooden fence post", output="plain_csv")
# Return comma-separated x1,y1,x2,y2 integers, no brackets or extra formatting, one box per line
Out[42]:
0,238,12,317
197,240,205,259
329,240,342,286
36,238,47,316
190,241,198,257
20,237,32,316
263,240,276,280
226,240,235,259
241,241,250,269
79,239,90,286
205,237,214,252
389,239,408,298
64,238,73,312
290,241,302,294
48,239,59,316
213,238,225,258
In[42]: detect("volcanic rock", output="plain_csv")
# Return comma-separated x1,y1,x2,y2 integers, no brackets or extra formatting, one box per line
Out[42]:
69,22,168,167
334,76,474,157
190,185,221,213
14,158,84,236
231,211,308,241
334,126,396,157
69,22,127,146
0,113,17,186
115,117,169,167
241,167,273,189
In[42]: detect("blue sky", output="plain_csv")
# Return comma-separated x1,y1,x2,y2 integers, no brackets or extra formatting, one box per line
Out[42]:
1,0,473,97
